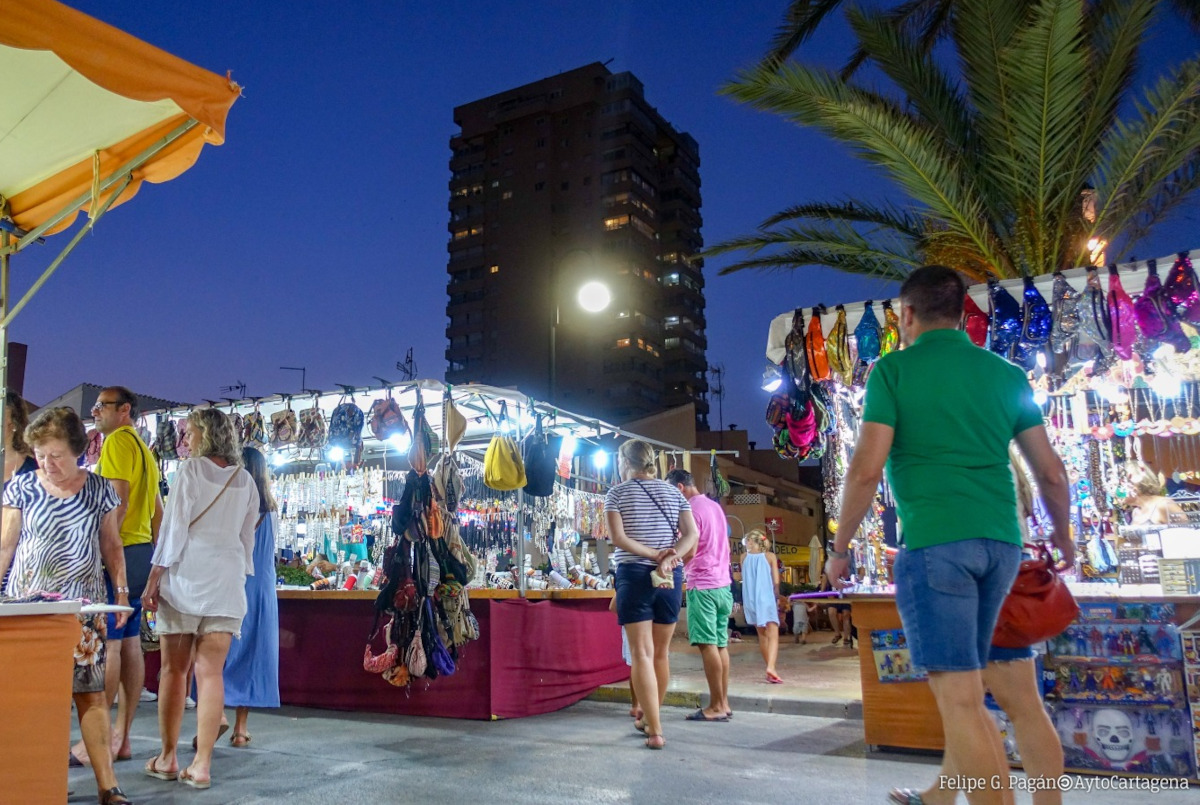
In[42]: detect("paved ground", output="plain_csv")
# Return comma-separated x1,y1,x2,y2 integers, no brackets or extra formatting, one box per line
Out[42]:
591,626,865,718
69,700,1192,804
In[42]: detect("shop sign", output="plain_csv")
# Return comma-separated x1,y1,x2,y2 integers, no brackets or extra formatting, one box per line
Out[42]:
765,517,783,536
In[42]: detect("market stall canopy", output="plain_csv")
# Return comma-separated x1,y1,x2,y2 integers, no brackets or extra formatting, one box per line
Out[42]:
765,250,1200,365
0,0,240,236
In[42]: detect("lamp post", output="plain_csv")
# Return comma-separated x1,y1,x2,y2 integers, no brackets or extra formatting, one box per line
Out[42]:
549,273,611,405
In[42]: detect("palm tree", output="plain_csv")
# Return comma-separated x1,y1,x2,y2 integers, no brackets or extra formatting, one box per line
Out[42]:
760,0,1200,77
710,0,1200,281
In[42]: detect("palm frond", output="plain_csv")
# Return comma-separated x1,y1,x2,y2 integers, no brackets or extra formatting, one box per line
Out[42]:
1113,153,1200,253
999,0,1087,272
1091,58,1200,234
759,200,926,237
1168,0,1200,31
846,5,974,155
722,62,1010,274
839,0,955,78
759,0,848,71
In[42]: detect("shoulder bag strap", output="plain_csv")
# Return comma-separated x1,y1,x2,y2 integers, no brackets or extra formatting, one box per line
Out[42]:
189,467,238,528
633,479,679,538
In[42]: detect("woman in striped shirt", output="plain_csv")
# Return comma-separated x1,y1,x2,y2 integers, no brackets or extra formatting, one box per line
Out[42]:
605,439,698,750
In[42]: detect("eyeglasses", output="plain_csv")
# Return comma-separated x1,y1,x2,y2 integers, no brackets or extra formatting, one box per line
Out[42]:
91,401,121,411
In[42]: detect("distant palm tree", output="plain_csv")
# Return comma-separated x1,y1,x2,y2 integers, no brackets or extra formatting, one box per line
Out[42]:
709,0,1200,281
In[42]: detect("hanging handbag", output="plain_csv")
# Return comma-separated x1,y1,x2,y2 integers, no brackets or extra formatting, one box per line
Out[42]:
1107,265,1138,361
1048,272,1081,354
1012,276,1052,369
271,398,298,447
363,616,399,674
297,398,326,451
804,305,831,381
521,413,560,498
962,293,989,348
854,300,882,363
1163,252,1200,324
483,401,526,491
405,607,428,677
992,544,1080,648
987,279,1022,360
880,300,900,356
825,305,853,380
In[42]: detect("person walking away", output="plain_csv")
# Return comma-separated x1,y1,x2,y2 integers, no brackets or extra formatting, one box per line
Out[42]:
1,408,133,804
739,530,782,682
826,265,1072,805
142,409,259,790
222,446,281,747
605,440,699,750
665,469,733,722
2,390,37,592
72,387,163,766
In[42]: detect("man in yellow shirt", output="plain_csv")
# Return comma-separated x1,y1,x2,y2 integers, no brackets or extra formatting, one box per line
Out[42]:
71,387,163,766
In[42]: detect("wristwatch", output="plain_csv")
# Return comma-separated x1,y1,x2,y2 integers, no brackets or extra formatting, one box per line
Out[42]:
115,586,130,595
828,548,850,559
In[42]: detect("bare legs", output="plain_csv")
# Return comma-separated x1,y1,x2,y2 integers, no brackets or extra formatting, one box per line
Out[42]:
189,632,233,781
155,631,232,782
984,660,1063,805
75,691,121,795
625,620,677,746
922,670,1012,805
71,636,143,764
697,644,730,717
231,706,253,745
755,622,780,680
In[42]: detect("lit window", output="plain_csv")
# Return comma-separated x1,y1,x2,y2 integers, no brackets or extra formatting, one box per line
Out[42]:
604,215,630,231
490,265,500,274
502,191,513,200
615,338,631,348
453,229,469,241
663,273,680,286
616,310,630,319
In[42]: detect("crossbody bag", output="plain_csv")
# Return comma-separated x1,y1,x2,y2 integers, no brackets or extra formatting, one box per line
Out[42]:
632,480,681,587
190,467,238,529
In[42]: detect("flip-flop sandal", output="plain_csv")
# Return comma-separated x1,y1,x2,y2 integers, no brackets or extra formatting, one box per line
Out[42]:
230,732,252,748
888,788,925,804
766,673,784,684
684,708,729,722
644,734,665,750
144,754,178,781
179,767,212,790
191,723,230,750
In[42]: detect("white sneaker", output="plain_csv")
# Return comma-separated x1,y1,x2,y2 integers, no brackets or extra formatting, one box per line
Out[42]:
139,688,158,702
185,696,197,710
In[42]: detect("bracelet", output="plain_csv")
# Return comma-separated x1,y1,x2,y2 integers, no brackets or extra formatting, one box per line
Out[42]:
827,548,850,560
115,586,130,595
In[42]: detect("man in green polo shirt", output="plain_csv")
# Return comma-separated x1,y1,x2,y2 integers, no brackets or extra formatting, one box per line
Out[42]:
826,266,1072,805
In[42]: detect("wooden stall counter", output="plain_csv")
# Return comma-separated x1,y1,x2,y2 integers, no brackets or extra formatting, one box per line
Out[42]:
0,601,82,802
845,590,1200,782
148,587,622,720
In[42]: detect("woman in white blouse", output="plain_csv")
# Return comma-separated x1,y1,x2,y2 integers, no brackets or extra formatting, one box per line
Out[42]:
142,408,258,790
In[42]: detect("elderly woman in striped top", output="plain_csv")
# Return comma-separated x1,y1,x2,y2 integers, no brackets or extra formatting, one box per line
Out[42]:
604,439,698,750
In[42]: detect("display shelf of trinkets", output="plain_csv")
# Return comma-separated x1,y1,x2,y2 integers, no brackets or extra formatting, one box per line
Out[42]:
1118,517,1200,589
1039,602,1196,779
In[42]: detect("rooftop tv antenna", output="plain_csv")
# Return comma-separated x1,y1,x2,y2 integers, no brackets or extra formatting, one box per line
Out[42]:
219,381,246,398
395,348,417,382
280,366,309,394
709,364,726,432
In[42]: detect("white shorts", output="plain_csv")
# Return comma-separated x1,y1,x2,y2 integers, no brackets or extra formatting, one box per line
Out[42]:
156,597,242,639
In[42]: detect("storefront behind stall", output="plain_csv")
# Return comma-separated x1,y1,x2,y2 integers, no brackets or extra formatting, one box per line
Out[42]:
131,380,707,719
766,253,1200,782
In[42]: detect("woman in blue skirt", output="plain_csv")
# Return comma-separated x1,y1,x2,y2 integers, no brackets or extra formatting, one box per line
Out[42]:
223,446,280,746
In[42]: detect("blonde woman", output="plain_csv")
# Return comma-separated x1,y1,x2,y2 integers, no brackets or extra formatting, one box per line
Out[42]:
739,530,782,682
1125,462,1185,525
142,409,258,790
605,439,699,750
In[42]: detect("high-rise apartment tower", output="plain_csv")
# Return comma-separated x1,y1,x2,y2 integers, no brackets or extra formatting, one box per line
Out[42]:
444,63,708,427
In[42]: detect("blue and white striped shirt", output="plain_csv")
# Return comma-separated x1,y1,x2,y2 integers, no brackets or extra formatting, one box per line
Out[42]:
605,478,690,567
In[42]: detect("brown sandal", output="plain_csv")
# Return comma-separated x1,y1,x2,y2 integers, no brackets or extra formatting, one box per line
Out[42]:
644,733,665,750
99,786,133,804
230,732,252,747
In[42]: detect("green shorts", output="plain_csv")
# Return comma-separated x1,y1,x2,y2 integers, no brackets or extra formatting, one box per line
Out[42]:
686,586,733,647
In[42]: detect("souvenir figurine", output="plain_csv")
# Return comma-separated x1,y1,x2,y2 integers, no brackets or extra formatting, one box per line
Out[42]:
1100,666,1120,693
1089,626,1106,657
1145,713,1161,752
1085,668,1101,693
1069,665,1084,693
1119,628,1136,656
1107,627,1122,656
1155,667,1175,698
1154,626,1176,657
1136,626,1156,655
1074,628,1090,657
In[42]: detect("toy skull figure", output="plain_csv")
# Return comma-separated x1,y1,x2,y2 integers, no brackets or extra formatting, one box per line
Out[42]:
1093,708,1134,763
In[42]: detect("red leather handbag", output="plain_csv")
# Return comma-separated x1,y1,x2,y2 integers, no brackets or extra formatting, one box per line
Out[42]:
992,544,1079,648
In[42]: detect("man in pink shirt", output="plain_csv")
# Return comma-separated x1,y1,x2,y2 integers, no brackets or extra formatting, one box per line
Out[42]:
666,469,732,722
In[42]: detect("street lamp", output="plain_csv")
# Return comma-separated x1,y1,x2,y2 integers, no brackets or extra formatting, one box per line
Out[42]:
550,272,611,405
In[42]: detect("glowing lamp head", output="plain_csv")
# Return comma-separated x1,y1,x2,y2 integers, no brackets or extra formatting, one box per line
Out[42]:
388,432,412,452
577,281,611,313
592,450,609,469
327,445,346,462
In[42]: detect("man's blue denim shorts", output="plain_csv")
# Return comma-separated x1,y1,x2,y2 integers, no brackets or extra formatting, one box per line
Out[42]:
894,538,1021,672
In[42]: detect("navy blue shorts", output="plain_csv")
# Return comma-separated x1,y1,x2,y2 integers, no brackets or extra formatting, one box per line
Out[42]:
105,574,143,640
615,563,683,626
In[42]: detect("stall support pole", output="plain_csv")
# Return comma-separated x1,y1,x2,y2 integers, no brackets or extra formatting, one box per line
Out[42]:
0,230,9,474
516,488,527,598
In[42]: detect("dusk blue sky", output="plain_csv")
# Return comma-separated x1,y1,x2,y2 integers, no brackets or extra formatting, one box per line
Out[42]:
12,1,1198,447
